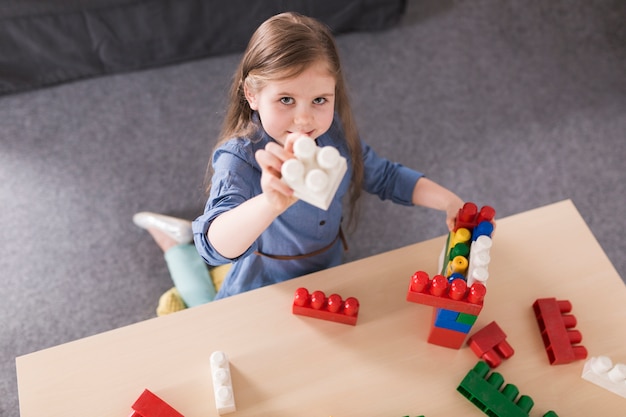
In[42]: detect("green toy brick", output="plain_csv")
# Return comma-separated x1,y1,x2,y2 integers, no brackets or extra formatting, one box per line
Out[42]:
457,361,534,417
457,312,478,325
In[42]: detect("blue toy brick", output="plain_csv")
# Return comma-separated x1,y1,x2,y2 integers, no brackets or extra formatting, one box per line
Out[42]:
434,308,473,333
447,272,467,283
472,221,494,241
436,308,460,321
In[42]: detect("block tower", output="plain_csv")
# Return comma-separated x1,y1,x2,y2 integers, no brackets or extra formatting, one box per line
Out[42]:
406,202,495,348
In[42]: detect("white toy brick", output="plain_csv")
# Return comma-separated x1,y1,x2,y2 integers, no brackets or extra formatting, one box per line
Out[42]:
467,235,492,286
210,351,236,414
581,356,626,398
281,135,347,210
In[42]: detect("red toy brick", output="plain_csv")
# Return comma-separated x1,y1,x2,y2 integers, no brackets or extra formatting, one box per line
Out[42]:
476,205,496,225
456,202,478,230
427,311,470,349
532,298,588,365
130,389,184,417
292,287,359,325
454,202,496,232
468,321,515,368
407,271,486,315
449,278,467,300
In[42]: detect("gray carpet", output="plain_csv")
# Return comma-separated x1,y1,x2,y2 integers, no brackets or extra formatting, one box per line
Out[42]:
2,1,625,416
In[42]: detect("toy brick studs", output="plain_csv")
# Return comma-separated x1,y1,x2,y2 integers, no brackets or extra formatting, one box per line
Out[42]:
457,361,559,417
407,271,486,314
281,135,347,210
532,298,587,365
455,202,496,233
467,321,514,368
210,351,236,415
292,287,359,325
129,389,184,417
581,356,626,398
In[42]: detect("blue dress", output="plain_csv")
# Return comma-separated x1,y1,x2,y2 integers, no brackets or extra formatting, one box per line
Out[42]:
192,114,423,299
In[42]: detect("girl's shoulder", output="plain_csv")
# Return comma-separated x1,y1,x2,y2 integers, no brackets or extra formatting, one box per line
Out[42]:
213,131,269,164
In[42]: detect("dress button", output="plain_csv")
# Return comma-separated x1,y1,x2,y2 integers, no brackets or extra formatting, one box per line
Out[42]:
319,220,326,226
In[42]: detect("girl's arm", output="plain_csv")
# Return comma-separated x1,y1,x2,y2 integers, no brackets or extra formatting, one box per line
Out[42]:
207,139,298,259
207,194,284,259
411,177,464,232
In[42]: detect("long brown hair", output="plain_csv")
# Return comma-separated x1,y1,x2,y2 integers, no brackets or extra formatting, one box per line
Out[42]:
206,12,363,225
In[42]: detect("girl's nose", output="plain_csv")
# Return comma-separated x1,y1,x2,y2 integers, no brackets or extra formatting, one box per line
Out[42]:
294,107,313,127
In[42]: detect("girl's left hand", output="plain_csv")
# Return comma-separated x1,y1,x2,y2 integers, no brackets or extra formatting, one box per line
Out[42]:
445,198,465,232
446,201,497,236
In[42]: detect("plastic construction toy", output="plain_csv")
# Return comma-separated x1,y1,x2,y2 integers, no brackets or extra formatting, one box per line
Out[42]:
467,321,514,368
466,235,492,287
457,361,559,417
281,135,347,211
454,202,496,233
428,307,480,349
129,389,184,417
407,271,486,315
532,298,588,365
292,287,359,325
406,271,486,349
408,202,494,349
210,351,236,415
581,356,626,398
440,202,495,285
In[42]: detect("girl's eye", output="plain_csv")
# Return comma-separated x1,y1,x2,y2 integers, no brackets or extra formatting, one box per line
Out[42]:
280,97,294,105
313,97,326,105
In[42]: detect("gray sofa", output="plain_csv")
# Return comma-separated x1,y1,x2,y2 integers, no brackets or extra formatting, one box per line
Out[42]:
0,0,406,95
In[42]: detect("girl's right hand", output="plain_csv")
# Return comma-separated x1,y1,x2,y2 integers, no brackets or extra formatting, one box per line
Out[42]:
255,139,299,213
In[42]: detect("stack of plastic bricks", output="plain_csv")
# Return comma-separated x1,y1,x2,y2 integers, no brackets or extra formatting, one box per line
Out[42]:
407,202,495,349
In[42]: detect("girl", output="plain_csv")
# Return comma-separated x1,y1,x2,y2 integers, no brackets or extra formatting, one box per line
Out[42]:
192,12,465,300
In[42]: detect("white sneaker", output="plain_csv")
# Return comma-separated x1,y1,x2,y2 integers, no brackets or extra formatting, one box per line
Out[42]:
133,212,193,244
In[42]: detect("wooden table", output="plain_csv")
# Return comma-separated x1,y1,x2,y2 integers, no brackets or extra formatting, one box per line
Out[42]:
16,200,626,416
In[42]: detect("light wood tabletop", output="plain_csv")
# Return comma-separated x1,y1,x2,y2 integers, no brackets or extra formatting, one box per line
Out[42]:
16,199,626,416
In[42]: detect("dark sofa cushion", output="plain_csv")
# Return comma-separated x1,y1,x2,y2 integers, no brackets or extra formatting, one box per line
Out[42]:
0,0,406,95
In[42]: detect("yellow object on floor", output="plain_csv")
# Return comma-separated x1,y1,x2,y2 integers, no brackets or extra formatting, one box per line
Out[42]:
210,264,230,292
156,287,187,316
155,264,231,316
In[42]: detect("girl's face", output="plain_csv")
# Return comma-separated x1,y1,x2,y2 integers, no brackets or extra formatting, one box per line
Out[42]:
244,60,336,145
